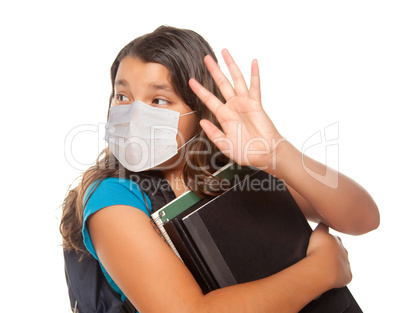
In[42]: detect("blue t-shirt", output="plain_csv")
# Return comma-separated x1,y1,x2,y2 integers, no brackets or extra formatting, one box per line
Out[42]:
82,177,152,302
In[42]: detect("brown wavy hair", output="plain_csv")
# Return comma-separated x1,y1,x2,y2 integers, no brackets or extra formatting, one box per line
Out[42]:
60,26,230,255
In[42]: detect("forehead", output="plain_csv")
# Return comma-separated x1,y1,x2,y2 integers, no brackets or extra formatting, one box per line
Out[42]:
115,56,172,88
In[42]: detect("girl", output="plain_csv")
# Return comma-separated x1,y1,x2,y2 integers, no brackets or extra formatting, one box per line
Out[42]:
60,26,379,313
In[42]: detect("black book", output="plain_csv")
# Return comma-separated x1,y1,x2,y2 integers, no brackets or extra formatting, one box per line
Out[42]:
152,166,362,312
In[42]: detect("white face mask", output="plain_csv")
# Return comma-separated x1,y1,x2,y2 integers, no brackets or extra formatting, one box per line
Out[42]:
104,100,196,172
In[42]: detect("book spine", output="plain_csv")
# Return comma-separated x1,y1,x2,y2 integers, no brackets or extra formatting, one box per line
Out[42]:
164,219,219,293
182,212,237,288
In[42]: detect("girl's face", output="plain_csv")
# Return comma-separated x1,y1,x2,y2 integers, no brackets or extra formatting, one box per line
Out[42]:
112,56,198,171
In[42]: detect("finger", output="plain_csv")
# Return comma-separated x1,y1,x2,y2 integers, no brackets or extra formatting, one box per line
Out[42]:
204,55,236,101
189,78,223,115
222,49,248,96
249,59,262,104
199,119,228,151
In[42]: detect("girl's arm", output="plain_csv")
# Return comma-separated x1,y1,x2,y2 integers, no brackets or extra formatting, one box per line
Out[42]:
274,142,379,235
189,49,379,236
88,205,351,313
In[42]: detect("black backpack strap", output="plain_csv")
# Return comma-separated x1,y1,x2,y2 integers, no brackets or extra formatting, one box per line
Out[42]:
120,298,137,313
130,171,176,213
120,299,136,313
139,187,152,216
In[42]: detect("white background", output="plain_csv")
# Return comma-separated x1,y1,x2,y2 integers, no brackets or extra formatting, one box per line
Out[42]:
1,1,401,312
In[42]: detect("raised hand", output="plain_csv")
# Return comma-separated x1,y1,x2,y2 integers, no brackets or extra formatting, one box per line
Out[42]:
189,49,285,170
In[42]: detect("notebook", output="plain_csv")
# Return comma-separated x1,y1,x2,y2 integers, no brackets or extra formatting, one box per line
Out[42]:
151,165,361,312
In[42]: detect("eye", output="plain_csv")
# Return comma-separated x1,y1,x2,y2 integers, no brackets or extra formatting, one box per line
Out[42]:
152,98,170,106
116,94,130,102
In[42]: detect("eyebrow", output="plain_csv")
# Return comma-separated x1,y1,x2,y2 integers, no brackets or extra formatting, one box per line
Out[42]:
115,79,129,87
114,80,174,92
150,83,174,92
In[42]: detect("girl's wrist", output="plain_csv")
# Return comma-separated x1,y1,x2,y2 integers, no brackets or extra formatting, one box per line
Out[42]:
259,139,298,179
302,253,339,292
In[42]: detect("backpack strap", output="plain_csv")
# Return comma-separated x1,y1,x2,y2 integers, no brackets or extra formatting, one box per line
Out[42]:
120,298,137,313
132,172,176,214
139,187,152,216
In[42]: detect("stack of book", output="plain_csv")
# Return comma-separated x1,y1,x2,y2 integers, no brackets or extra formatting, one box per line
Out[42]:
151,163,361,312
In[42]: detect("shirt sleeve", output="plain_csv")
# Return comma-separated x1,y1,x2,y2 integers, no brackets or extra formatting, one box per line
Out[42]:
82,178,151,261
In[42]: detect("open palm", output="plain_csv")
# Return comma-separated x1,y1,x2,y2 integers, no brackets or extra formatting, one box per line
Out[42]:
189,49,284,170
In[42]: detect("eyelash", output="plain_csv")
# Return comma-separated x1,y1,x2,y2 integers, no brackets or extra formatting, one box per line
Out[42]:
152,98,170,106
115,94,129,102
114,94,171,106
